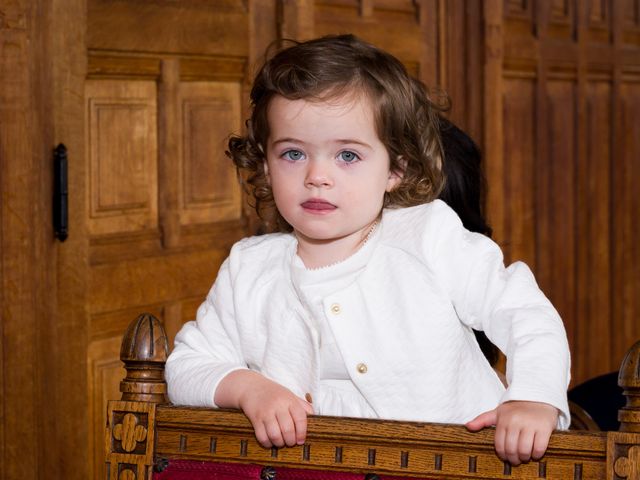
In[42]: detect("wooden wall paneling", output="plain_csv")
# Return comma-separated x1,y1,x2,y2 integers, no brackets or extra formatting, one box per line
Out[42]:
418,0,444,87
613,77,640,364
621,0,640,44
91,305,165,345
571,1,614,383
611,0,640,371
483,0,505,245
461,1,485,143
416,0,470,128
159,58,182,248
576,76,613,381
537,72,578,355
545,0,575,40
586,0,611,43
278,0,484,139
491,0,640,385
500,74,537,267
88,248,230,328
87,336,125,479
424,0,483,122
85,80,159,237
312,0,423,71
247,1,279,232
178,81,243,227
280,0,315,41
87,0,250,56
84,4,261,477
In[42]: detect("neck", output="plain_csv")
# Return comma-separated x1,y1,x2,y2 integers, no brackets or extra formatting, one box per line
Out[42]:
296,219,378,269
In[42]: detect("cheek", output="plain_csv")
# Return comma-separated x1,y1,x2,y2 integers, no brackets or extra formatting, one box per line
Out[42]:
268,173,296,210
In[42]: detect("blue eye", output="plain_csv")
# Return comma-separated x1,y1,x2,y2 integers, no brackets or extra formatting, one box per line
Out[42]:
282,150,304,161
339,151,359,163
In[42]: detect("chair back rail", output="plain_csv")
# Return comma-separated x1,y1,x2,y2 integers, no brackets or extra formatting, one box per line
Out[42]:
105,314,640,480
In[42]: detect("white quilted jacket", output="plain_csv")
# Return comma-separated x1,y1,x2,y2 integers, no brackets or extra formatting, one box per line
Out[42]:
166,200,571,428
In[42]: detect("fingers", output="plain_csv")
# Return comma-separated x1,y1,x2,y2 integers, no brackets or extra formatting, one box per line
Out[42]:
291,405,309,445
276,409,297,447
502,428,535,465
494,421,506,462
497,425,547,465
252,421,272,448
532,430,551,460
249,402,311,448
492,402,556,465
465,409,497,431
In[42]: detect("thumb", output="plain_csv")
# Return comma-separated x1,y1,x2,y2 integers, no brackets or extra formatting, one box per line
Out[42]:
465,409,497,431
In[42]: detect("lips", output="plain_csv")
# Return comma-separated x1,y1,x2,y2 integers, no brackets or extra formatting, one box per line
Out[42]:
301,199,336,211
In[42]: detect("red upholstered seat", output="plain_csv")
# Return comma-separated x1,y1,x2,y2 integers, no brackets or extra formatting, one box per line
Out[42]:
153,460,262,480
153,460,430,480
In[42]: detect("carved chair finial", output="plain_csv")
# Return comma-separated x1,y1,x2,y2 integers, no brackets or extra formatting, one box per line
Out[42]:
619,339,640,432
120,313,169,403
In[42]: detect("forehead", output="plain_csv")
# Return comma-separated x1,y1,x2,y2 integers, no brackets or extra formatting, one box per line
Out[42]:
266,93,377,137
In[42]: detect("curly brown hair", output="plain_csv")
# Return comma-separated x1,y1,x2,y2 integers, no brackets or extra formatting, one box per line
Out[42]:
227,34,448,232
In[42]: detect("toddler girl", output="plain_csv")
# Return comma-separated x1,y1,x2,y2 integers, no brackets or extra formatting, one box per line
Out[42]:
166,34,571,466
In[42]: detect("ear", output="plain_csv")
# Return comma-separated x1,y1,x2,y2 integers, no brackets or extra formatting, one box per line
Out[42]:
386,156,406,192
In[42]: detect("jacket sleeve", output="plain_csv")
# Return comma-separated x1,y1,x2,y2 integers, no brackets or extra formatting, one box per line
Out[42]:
165,257,248,407
427,202,571,429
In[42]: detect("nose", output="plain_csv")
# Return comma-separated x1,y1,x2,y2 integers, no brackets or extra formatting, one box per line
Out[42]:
305,160,333,188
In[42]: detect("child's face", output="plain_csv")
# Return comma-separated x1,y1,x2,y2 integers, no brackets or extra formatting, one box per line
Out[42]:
265,93,401,246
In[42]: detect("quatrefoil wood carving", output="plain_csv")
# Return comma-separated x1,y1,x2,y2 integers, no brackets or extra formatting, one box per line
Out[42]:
113,413,148,452
118,469,136,480
614,445,640,479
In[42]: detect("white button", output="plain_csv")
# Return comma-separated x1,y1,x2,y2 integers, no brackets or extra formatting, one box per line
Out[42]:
356,363,368,374
330,303,341,314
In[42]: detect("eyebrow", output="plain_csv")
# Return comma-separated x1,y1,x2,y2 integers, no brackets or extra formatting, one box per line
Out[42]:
270,137,373,149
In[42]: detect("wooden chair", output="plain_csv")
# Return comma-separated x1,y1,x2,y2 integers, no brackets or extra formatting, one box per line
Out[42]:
105,314,640,480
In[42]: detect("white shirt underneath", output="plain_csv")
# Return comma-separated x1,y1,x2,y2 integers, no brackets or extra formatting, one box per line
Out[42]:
291,238,378,418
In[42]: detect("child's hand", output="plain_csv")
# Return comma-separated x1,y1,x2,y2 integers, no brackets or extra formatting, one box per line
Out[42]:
465,401,558,465
215,370,314,448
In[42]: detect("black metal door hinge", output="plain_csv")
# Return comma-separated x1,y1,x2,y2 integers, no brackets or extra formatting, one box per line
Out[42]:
53,143,68,241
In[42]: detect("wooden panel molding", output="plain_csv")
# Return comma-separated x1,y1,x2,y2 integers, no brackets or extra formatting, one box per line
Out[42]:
315,0,419,23
87,0,249,56
612,80,640,360
180,56,247,82
88,248,230,314
575,80,613,380
546,0,575,39
500,77,537,266
536,79,577,342
86,80,159,237
587,0,610,27
179,82,243,227
88,335,126,480
505,0,533,18
504,0,536,39
622,0,640,45
90,305,165,342
88,52,162,79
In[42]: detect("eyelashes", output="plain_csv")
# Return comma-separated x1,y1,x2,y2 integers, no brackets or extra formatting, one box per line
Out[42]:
282,149,305,161
338,150,360,163
280,149,361,165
